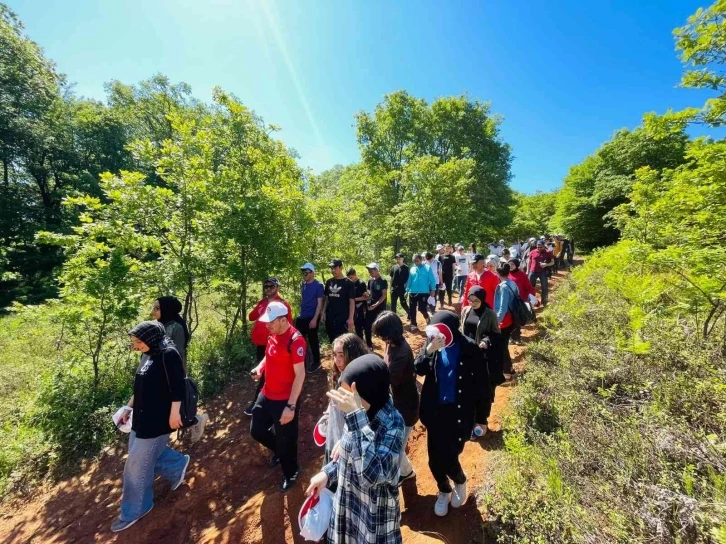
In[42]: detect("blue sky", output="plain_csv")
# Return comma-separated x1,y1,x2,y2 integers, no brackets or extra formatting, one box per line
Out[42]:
9,0,712,193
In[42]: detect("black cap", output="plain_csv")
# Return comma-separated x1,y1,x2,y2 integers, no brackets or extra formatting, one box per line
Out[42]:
395,252,404,259
328,259,343,268
346,268,356,276
536,239,545,246
472,253,485,263
264,277,279,286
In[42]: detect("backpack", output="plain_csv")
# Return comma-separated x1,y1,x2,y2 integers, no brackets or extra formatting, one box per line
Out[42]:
162,348,199,428
504,283,533,327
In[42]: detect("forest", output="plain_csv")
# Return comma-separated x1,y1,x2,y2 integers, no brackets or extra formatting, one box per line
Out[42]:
1,0,725,542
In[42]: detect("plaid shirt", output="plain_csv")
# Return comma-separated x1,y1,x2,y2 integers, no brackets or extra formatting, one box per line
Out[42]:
323,399,404,544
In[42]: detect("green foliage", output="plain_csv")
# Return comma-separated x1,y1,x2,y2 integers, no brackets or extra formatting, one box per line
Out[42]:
508,191,559,241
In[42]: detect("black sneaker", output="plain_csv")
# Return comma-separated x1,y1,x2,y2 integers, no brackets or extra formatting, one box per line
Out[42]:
280,470,299,492
398,471,416,486
268,455,280,468
243,402,254,417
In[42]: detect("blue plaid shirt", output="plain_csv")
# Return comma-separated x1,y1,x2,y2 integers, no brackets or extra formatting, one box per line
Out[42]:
323,398,404,543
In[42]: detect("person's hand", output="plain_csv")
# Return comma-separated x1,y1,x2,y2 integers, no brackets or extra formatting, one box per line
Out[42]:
326,383,363,414
310,317,318,329
280,407,295,425
250,364,262,381
331,441,343,462
426,335,446,355
169,409,183,430
430,291,435,298
347,318,354,331
320,313,326,323
479,340,489,350
305,471,329,497
119,407,132,425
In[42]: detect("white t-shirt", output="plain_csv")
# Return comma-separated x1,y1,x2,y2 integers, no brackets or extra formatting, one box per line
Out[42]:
509,245,519,259
455,253,470,276
429,258,440,283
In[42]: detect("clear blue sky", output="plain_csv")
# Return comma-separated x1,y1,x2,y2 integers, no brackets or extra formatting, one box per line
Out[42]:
8,0,713,193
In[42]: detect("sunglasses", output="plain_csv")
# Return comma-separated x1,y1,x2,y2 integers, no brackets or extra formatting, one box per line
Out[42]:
302,270,312,275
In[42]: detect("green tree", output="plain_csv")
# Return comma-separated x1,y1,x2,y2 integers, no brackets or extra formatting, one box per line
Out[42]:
508,190,558,241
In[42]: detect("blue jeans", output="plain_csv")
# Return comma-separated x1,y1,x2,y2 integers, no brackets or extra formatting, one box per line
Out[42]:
119,431,187,522
529,271,549,305
455,275,466,295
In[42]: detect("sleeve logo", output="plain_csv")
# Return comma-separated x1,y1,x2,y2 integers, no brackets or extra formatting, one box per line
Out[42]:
297,347,304,357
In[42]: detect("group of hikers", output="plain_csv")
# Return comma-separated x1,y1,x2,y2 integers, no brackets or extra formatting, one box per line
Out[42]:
112,235,570,541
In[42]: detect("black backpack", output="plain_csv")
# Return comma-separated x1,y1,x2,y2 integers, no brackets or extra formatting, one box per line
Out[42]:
162,349,199,428
504,283,533,328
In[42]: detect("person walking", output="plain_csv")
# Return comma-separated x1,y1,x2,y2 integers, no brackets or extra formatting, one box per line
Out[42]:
405,254,437,332
453,244,470,297
373,311,419,485
152,296,190,364
494,263,519,377
364,263,388,350
346,268,369,340
460,286,502,438
111,321,191,532
390,253,410,316
306,355,405,544
508,258,537,344
415,311,482,517
439,244,456,308
322,259,355,343
462,254,499,311
250,302,306,491
527,240,554,306
244,278,294,416
296,263,324,374
427,249,442,312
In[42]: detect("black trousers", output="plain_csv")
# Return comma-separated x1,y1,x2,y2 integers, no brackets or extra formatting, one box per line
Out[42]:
250,345,266,403
250,393,300,479
390,288,409,314
501,324,514,374
353,305,366,339
294,316,321,369
426,404,467,493
364,305,385,348
475,383,495,425
408,293,430,326
325,316,348,344
438,277,453,306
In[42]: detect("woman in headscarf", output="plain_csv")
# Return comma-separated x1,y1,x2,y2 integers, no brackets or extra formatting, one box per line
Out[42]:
111,321,190,533
306,355,405,544
152,296,190,364
415,311,482,517
460,286,503,438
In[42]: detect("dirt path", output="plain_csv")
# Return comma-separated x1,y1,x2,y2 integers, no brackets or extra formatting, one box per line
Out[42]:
0,269,571,544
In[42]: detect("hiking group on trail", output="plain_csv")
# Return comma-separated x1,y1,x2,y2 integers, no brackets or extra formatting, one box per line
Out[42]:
112,235,572,541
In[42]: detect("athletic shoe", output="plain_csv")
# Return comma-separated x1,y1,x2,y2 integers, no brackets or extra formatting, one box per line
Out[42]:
268,455,280,468
190,413,209,443
171,455,190,491
280,470,299,492
434,491,451,516
243,402,254,417
398,470,416,486
451,481,467,508
470,425,487,441
110,505,154,532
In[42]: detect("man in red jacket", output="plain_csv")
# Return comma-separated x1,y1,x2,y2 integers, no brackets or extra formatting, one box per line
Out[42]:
244,277,293,416
507,258,538,344
462,254,499,311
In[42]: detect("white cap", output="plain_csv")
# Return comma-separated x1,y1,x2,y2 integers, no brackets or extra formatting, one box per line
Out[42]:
436,244,444,250
259,301,289,323
366,262,379,270
300,262,315,272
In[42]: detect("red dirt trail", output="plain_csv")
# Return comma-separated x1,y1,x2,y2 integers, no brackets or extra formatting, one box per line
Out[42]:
0,270,571,544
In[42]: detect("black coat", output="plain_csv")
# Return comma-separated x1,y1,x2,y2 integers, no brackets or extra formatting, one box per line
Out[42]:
414,336,482,445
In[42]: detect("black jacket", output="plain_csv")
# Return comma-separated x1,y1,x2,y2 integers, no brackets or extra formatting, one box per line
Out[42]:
414,336,482,445
390,264,410,291
131,345,186,439
388,341,420,427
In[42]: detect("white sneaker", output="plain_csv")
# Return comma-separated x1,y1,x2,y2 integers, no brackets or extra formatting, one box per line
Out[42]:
434,491,451,516
451,481,467,508
190,413,209,443
171,455,190,491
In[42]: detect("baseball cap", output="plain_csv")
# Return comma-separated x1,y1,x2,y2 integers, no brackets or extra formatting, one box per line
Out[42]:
436,244,444,251
472,253,485,263
346,268,357,276
259,301,289,323
300,262,315,272
328,259,343,268
395,252,404,259
499,239,505,244
536,239,545,246
264,277,279,286
454,243,462,249
366,262,379,270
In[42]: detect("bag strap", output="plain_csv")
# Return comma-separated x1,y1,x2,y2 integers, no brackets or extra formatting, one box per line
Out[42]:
287,331,302,353
161,352,172,393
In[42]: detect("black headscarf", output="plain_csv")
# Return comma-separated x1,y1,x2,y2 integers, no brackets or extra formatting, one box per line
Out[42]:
429,310,463,340
467,286,490,313
339,354,391,421
157,296,190,347
129,320,169,355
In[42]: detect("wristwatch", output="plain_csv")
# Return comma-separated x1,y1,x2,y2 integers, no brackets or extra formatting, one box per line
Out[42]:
286,403,296,411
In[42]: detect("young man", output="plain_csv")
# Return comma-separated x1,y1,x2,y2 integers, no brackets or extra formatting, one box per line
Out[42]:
250,302,306,492
295,263,324,374
346,268,368,340
364,263,388,349
462,254,499,310
322,259,355,343
426,250,441,313
454,244,470,298
389,253,410,315
406,254,437,332
528,240,554,305
438,244,456,308
244,277,294,416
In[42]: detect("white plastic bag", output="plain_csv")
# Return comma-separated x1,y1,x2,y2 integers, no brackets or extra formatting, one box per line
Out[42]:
112,406,133,433
299,488,334,541
528,293,538,306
